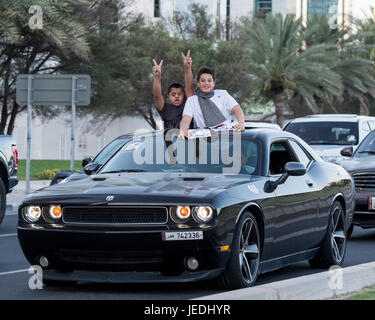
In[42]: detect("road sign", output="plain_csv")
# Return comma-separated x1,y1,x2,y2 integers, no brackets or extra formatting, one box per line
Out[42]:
16,74,91,106
16,74,91,193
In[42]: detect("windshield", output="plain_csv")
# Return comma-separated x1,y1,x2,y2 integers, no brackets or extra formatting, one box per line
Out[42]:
285,121,359,145
93,137,129,165
100,132,260,175
354,131,375,157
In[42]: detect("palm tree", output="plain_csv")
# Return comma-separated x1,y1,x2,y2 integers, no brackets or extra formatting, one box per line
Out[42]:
0,0,91,134
239,13,343,126
0,0,90,59
303,14,375,115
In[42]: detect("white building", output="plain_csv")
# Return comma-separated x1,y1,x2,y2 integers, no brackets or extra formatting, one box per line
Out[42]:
13,112,161,160
130,0,375,25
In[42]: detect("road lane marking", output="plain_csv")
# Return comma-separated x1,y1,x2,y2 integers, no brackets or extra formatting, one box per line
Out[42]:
0,233,17,237
0,269,29,276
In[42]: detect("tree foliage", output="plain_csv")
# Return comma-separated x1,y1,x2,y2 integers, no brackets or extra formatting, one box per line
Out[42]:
3,2,375,134
0,0,90,134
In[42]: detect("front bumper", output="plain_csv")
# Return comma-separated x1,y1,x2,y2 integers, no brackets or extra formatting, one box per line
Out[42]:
17,224,231,283
42,268,224,283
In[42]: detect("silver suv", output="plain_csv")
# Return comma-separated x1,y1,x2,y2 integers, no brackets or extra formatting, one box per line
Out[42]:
283,114,375,162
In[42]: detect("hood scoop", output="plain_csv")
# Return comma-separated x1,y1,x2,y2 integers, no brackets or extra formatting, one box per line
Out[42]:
92,177,107,181
183,177,205,182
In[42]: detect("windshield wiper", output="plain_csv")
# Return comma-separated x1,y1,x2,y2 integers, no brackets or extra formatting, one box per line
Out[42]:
101,169,147,174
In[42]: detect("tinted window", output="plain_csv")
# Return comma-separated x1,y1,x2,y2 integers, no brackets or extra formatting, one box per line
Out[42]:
289,140,311,167
285,121,359,145
354,131,375,157
100,133,260,175
269,141,296,175
93,138,128,165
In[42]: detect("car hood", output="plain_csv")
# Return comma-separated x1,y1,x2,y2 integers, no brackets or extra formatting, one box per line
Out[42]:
24,172,251,204
338,155,375,173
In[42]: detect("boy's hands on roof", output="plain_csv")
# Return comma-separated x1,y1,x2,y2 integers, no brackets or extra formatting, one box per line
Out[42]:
152,59,163,78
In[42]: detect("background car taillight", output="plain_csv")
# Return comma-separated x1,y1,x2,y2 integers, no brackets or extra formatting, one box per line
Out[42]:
12,145,18,168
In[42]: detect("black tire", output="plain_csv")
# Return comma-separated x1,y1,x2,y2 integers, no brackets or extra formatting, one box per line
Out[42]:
0,179,7,225
346,223,354,239
217,212,261,290
309,201,347,269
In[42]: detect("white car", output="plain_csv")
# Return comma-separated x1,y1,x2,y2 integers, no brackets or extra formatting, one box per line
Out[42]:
283,114,375,162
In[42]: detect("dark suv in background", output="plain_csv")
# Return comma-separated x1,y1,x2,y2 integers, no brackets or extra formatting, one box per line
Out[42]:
337,130,375,237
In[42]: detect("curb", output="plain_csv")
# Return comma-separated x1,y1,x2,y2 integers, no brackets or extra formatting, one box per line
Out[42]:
194,261,375,300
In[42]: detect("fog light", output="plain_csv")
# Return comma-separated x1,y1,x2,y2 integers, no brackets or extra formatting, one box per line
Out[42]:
184,257,199,271
39,256,49,268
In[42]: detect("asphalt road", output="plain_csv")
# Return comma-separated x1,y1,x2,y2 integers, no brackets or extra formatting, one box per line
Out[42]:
1,207,375,300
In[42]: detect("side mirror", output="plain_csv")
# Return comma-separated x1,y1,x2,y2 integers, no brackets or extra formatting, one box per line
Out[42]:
82,157,93,167
84,162,100,175
285,162,306,176
340,146,353,157
266,162,306,192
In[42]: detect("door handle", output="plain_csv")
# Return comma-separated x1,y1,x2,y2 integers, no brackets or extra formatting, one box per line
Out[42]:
306,180,313,187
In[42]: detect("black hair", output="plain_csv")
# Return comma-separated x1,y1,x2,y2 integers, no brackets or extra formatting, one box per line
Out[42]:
167,82,185,95
197,67,216,82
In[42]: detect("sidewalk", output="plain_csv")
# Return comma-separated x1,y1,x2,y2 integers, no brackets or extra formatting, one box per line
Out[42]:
6,180,51,212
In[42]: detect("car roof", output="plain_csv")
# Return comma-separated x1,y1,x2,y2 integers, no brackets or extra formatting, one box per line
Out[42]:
231,121,281,129
131,128,299,141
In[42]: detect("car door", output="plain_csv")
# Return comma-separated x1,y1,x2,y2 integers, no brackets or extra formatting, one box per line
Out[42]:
269,139,320,258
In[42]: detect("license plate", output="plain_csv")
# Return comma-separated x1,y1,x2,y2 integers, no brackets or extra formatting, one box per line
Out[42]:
369,197,375,210
162,231,203,241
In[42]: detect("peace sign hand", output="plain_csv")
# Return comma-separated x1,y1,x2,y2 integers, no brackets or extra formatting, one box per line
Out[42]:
181,50,192,70
152,59,163,78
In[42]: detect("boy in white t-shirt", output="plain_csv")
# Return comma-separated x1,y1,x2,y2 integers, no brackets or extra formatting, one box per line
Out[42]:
179,66,245,139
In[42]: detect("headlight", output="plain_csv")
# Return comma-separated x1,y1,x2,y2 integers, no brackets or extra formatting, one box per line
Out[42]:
49,205,62,220
193,206,213,223
176,206,191,220
24,206,42,222
170,206,191,223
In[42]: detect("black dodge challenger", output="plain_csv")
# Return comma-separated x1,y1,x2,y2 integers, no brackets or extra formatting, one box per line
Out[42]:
18,129,354,289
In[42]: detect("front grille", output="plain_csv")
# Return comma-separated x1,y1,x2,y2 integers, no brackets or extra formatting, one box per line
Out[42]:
60,250,163,265
58,249,164,272
63,206,168,225
353,172,375,189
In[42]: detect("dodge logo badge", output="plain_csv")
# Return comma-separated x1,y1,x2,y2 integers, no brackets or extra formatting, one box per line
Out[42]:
106,195,115,201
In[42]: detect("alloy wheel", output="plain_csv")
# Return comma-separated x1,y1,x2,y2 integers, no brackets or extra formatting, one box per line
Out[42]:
331,207,346,263
238,218,260,284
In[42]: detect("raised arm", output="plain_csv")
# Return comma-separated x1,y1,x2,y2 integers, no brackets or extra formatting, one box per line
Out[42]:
152,59,164,111
181,50,194,98
232,105,245,131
